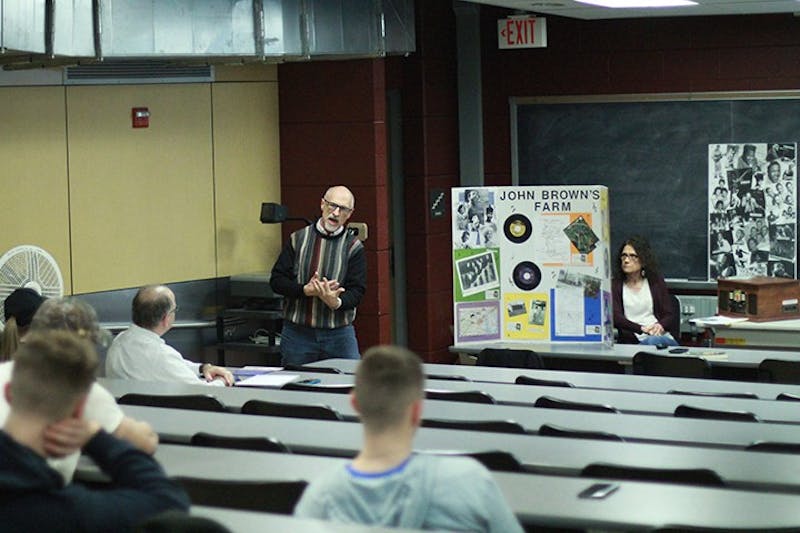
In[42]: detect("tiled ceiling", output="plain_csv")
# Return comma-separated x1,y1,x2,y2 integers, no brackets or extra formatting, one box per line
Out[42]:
461,0,800,20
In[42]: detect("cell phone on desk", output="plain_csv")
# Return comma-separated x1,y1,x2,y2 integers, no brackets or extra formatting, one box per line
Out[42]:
296,378,321,385
578,483,619,499
669,347,689,354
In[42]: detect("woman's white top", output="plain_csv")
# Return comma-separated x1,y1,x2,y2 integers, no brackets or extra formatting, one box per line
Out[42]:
622,278,658,341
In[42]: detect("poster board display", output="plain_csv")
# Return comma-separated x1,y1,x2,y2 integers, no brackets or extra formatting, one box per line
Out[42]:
452,186,612,345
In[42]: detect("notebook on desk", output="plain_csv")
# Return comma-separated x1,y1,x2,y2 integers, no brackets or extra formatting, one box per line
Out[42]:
235,373,299,388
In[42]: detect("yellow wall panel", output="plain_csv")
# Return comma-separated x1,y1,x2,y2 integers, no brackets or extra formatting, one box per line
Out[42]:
67,84,216,292
215,64,278,82
0,86,72,294
212,82,282,277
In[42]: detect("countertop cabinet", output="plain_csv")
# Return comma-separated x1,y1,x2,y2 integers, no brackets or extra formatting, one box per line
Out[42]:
216,306,283,366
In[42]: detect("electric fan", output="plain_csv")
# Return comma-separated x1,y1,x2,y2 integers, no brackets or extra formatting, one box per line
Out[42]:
0,245,65,325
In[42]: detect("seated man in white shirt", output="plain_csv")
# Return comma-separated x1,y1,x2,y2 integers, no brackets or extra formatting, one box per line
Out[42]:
105,285,234,386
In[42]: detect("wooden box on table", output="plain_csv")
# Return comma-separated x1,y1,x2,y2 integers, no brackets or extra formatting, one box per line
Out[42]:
717,276,800,322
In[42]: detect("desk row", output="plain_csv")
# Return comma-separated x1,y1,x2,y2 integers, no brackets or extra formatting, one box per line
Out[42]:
117,405,800,495
81,441,800,531
100,378,800,450
100,374,800,423
306,356,800,399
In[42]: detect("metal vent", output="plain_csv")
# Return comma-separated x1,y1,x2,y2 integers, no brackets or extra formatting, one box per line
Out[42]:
64,61,214,85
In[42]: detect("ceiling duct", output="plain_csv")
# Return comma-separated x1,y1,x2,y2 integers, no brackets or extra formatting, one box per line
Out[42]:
1,0,47,54
0,0,415,70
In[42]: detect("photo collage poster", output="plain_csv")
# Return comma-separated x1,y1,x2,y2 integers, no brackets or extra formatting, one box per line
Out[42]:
452,186,613,345
708,143,797,279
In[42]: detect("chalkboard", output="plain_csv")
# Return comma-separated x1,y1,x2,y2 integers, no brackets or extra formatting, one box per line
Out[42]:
514,97,800,279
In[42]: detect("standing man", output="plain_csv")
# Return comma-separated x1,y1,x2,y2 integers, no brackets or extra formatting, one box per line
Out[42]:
270,185,366,365
106,285,234,386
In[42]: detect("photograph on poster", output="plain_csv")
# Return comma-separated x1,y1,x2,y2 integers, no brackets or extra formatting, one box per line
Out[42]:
556,269,601,298
456,301,500,342
563,215,599,254
506,300,527,317
456,251,500,297
708,143,797,279
453,189,499,249
529,299,547,326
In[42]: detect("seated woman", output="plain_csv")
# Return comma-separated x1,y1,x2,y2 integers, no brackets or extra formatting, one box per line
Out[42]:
612,236,678,346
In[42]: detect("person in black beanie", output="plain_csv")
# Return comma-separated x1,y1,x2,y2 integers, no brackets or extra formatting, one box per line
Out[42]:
1,288,45,361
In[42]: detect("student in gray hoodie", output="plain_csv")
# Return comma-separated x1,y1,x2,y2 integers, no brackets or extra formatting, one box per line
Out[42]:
295,344,523,533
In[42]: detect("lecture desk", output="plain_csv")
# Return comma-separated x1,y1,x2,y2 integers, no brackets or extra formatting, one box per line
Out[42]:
99,377,800,424
448,341,800,369
307,357,800,399
118,405,800,494
105,380,800,450
82,444,800,531
692,316,800,349
192,507,423,533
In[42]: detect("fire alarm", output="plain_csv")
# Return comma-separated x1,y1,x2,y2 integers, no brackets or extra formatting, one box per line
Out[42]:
132,107,150,128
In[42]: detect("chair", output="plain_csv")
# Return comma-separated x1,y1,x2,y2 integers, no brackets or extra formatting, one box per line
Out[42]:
476,348,544,369
432,450,525,473
241,399,343,421
538,423,624,442
422,418,526,434
515,375,574,388
118,393,226,412
534,395,619,414
581,463,725,487
282,364,342,374
666,389,759,400
759,359,800,384
425,390,496,404
632,351,711,378
135,510,232,533
173,477,307,513
674,404,759,423
190,432,290,453
776,392,800,401
281,382,353,394
667,293,681,342
745,440,800,453
426,373,471,381
650,524,797,533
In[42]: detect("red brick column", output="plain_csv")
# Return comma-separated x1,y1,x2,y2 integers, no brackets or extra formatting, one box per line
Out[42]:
278,59,392,351
401,0,460,362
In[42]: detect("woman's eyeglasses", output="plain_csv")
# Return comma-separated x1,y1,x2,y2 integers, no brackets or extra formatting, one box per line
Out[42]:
620,253,639,260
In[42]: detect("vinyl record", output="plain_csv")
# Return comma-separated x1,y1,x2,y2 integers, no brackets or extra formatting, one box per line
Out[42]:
512,261,542,291
503,214,532,244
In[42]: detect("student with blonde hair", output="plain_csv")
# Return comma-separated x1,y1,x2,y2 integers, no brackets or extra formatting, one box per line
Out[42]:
0,330,188,531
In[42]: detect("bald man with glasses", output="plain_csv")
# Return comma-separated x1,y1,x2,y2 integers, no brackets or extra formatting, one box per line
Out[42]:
106,285,233,386
270,185,366,365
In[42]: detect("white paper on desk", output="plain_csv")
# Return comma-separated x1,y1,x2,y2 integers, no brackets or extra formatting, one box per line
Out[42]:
241,366,283,372
687,350,729,360
236,373,300,388
690,316,748,326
